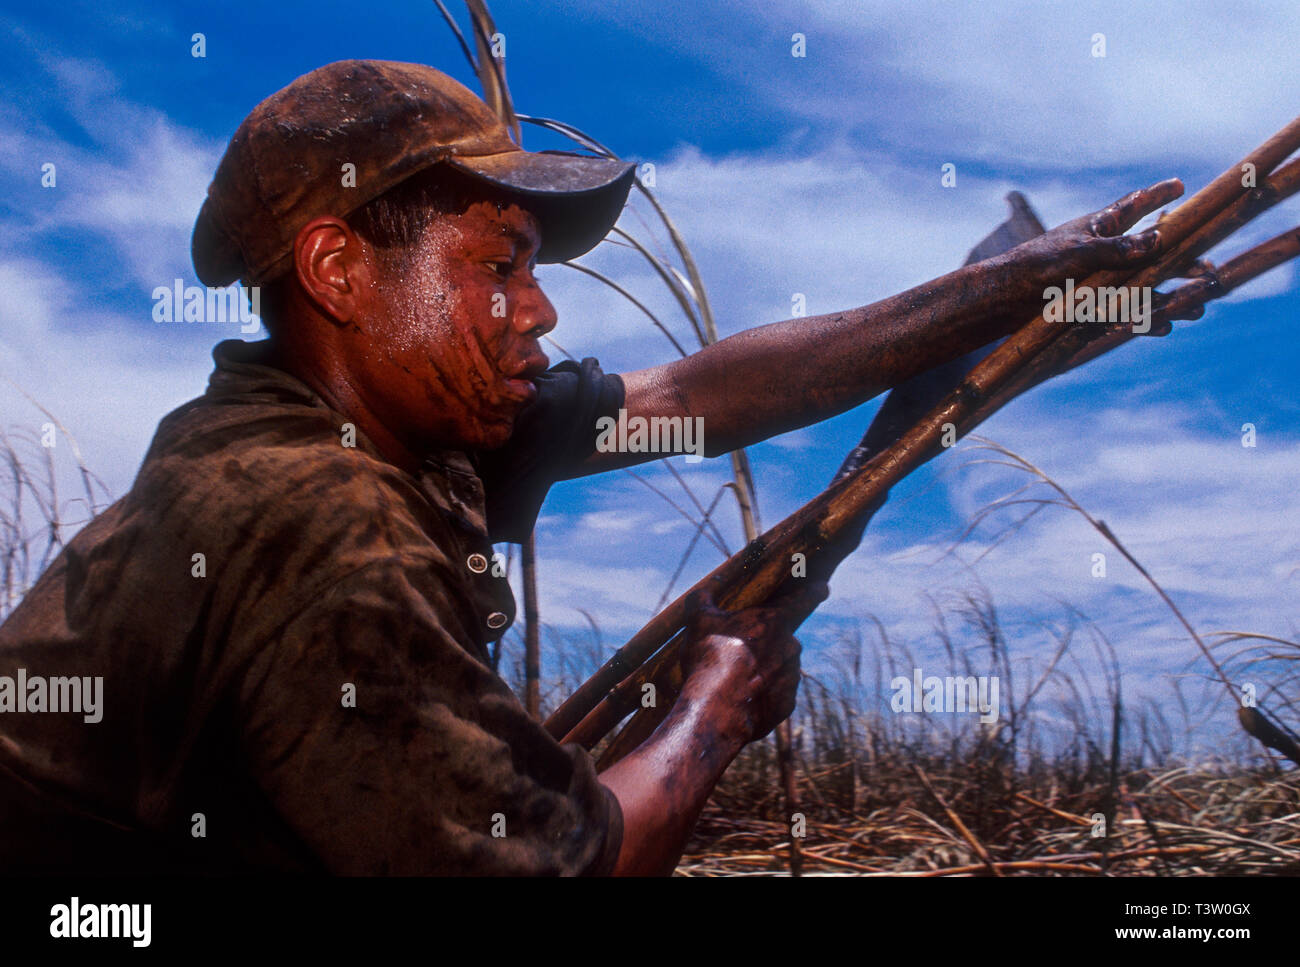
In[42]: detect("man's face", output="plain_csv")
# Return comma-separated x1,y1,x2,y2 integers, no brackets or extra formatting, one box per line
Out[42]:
355,195,557,454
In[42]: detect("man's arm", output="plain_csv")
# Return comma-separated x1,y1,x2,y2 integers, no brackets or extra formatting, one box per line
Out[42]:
572,179,1183,474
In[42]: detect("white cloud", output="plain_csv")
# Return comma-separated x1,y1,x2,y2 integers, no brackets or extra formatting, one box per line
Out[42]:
61,118,218,288
3,77,220,290
1,55,238,501
0,256,214,501
568,0,1300,171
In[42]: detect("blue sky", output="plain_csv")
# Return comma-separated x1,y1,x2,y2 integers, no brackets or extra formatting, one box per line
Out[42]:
3,0,1298,761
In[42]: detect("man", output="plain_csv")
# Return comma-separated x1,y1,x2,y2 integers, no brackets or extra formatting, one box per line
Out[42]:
0,60,1181,876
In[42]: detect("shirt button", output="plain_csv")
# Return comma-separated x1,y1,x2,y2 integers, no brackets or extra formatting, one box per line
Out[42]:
486,612,508,630
467,553,489,574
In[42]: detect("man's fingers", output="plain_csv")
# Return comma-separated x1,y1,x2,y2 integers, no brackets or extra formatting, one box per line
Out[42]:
1093,178,1184,237
1093,226,1163,267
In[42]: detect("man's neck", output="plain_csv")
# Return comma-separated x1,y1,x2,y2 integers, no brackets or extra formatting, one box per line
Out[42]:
264,339,427,476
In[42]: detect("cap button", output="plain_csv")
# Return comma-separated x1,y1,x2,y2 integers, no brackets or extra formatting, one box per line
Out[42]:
486,612,508,630
467,553,489,574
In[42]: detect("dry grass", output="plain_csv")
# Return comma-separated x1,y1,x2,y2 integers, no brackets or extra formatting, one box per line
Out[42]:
0,394,110,622
678,753,1300,876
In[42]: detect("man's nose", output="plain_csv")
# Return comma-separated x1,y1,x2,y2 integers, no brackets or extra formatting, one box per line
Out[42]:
512,276,558,338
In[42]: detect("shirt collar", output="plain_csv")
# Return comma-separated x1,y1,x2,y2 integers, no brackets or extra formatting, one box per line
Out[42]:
207,338,480,483
207,338,318,405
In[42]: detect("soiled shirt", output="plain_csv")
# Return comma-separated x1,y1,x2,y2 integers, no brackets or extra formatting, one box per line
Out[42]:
0,338,625,875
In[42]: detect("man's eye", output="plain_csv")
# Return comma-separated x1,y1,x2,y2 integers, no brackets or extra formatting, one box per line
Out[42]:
485,260,512,278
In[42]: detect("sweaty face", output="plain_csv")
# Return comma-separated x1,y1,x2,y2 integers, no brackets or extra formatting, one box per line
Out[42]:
357,199,556,454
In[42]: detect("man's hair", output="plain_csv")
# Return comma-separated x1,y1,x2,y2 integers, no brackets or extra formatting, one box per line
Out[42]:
257,164,512,333
346,163,502,260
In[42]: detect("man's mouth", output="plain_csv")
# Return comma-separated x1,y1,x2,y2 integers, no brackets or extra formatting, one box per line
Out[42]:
502,354,549,403
503,376,537,403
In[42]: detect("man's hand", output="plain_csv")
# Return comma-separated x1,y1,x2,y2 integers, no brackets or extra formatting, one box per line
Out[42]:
599,580,828,875
1004,177,1184,284
680,582,828,742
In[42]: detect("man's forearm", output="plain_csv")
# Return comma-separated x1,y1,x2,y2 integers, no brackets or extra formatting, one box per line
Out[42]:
614,252,1047,460
598,667,751,876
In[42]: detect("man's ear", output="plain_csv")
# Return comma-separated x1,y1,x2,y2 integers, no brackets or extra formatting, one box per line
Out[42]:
292,216,377,323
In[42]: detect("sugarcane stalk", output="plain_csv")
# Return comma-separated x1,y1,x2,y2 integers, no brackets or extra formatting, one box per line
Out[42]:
1198,224,1300,297
545,115,1300,747
522,531,541,718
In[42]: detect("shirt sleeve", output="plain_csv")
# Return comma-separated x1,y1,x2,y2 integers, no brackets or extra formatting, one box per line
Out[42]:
234,557,623,876
476,357,624,543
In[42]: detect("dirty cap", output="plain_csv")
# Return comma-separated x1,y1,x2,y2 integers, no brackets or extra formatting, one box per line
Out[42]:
192,59,636,287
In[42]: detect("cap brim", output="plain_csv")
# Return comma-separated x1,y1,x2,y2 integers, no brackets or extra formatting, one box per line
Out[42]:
447,151,636,263
192,197,246,288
